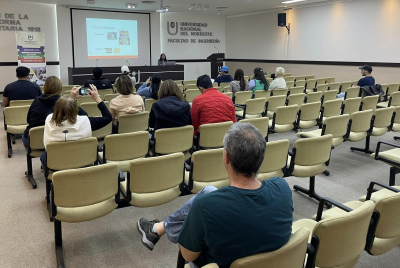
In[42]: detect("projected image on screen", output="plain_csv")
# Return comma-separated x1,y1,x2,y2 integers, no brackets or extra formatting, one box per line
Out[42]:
86,18,138,59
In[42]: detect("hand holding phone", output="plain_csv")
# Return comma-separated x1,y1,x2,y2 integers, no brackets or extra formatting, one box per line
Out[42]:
79,87,90,96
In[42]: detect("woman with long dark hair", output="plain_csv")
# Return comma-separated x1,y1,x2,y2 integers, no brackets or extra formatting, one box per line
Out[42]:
249,67,270,96
137,73,162,100
158,53,167,66
228,69,249,97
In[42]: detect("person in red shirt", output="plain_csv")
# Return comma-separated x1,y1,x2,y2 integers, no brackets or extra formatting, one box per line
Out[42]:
191,74,237,135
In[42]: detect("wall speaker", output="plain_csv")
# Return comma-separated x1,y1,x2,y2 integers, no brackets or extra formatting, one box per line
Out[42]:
278,13,286,27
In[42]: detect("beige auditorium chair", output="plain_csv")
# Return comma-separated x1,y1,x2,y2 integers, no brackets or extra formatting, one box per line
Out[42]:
285,81,295,88
296,75,306,81
345,110,374,144
121,152,184,207
51,163,120,268
118,111,149,133
305,91,323,104
306,74,315,80
325,77,335,84
235,98,266,120
361,95,379,111
234,91,252,109
177,84,184,93
257,139,289,181
284,76,295,82
320,99,342,122
341,87,360,100
266,77,273,84
289,86,305,95
296,102,321,130
254,90,270,99
223,91,232,98
328,82,341,91
340,81,354,92
219,82,231,89
196,121,233,150
185,89,201,105
174,80,183,85
220,86,227,93
98,88,114,99
287,135,333,206
305,79,317,93
283,73,292,77
341,97,362,115
380,84,388,99
322,90,338,104
4,105,29,158
212,82,219,88
286,93,305,106
292,199,375,268
377,91,400,108
372,141,400,186
265,95,286,118
271,88,288,97
80,101,110,117
61,85,74,95
316,78,326,86
269,105,299,133
152,125,194,161
145,98,157,112
184,80,197,87
104,93,118,102
392,106,400,136
99,131,149,172
241,117,269,141
9,99,34,107
77,96,96,106
386,83,400,98
185,148,228,193
351,107,395,154
295,80,306,87
315,84,329,93
25,126,45,189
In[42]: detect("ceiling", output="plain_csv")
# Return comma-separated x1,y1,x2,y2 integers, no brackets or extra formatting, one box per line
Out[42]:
3,0,336,16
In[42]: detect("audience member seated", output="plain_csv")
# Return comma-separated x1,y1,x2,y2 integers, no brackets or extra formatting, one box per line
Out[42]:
191,75,237,135
214,66,233,85
149,79,191,133
137,123,293,268
249,67,270,97
3,66,42,107
137,73,162,99
22,76,88,147
269,67,287,90
228,69,249,97
43,85,112,148
84,67,113,89
337,65,375,98
114,65,137,88
158,53,167,66
109,75,144,123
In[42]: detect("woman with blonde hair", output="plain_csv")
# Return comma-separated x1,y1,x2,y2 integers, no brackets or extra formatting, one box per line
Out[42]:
109,75,144,123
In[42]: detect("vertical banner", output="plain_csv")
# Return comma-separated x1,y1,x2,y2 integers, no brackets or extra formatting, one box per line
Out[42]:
15,31,46,86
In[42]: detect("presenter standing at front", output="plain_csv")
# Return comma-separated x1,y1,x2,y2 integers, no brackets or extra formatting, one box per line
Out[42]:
158,53,167,66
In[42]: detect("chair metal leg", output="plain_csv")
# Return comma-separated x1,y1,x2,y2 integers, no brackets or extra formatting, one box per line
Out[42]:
350,135,373,154
394,136,400,141
25,154,37,189
294,176,332,208
323,170,330,176
11,134,16,144
54,220,65,268
7,133,12,158
46,178,54,221
389,167,400,186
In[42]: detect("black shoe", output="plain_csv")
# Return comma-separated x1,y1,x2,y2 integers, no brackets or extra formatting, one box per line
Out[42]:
137,218,161,251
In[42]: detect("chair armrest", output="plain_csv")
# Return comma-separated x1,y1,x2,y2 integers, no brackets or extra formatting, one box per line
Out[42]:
366,181,400,200
234,104,245,109
118,169,125,182
315,197,352,222
305,236,320,268
50,183,57,217
184,162,191,171
374,141,400,160
97,144,103,152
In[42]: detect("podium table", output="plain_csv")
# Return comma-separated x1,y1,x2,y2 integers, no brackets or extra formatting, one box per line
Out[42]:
68,65,184,85
207,53,225,79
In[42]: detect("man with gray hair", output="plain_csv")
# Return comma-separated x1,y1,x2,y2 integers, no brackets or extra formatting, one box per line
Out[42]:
137,123,293,268
269,67,287,90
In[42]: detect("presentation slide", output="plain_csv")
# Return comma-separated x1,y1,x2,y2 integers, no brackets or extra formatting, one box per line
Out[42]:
86,18,138,59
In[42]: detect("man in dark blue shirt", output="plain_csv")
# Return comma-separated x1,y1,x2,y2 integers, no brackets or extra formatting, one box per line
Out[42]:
137,123,293,268
84,67,113,90
214,66,233,86
357,65,375,87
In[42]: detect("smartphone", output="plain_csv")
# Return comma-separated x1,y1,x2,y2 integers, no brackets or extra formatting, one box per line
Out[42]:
79,87,90,96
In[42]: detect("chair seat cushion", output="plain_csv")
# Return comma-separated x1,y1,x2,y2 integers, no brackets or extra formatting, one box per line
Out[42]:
297,129,321,138
287,156,327,177
359,186,400,202
371,149,400,169
292,219,317,242
377,102,389,108
370,235,400,256
245,113,262,119
392,123,400,132
372,127,388,136
311,201,363,221
55,197,117,223
257,170,284,182
192,179,229,194
266,111,274,119
347,131,367,142
299,120,317,129
235,111,244,117
269,120,294,133
98,152,147,172
7,124,27,134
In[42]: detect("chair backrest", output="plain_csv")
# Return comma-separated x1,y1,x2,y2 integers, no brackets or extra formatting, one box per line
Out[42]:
118,111,149,133
4,106,29,125
350,110,374,133
266,78,273,84
295,80,306,87
287,93,305,106
323,114,350,139
223,92,233,98
77,96,96,106
145,98,157,112
190,148,228,192
92,122,112,139
313,201,375,268
235,91,253,105
9,99,34,107
258,139,289,175
29,126,45,150
61,85,74,95
373,107,395,128
283,73,292,77
373,193,400,243
340,82,353,91
98,89,114,99
293,134,333,166
326,77,335,84
230,228,309,268
323,90,338,104
155,125,194,155
306,75,316,80
177,84,184,93
316,78,327,85
212,82,219,88
186,84,198,90
254,90,270,99
240,117,269,139
361,95,379,111
80,101,110,117
381,84,388,96
104,131,149,161
53,163,119,210
199,121,233,149
305,79,317,90
174,80,183,85
328,82,341,91
296,75,306,81
387,83,400,96
219,82,230,89
284,76,295,82
306,92,323,103
216,87,224,93
104,94,118,102
299,102,321,121
185,89,202,103
289,86,305,95
345,87,360,99
274,105,299,125
245,98,266,115
342,97,362,115
184,80,197,87
46,137,98,171
286,81,295,88
322,99,342,118
388,91,400,107
267,95,286,112
316,84,329,92
272,88,288,96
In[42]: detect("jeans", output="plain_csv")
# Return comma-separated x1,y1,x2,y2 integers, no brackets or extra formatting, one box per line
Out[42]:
22,135,28,147
337,92,345,99
164,186,217,244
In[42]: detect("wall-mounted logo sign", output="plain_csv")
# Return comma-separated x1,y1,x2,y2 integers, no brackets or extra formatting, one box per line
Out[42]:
167,21,178,35
166,21,220,44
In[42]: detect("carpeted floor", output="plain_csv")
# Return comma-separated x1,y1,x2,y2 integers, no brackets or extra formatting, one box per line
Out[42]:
0,109,399,268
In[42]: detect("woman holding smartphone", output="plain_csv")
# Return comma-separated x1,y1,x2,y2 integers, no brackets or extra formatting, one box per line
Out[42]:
137,73,162,100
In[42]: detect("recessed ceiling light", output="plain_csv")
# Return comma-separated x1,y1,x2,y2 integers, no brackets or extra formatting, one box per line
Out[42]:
282,0,306,4
203,5,209,11
165,6,170,11
126,3,137,9
189,4,195,10
87,0,95,5
197,4,201,10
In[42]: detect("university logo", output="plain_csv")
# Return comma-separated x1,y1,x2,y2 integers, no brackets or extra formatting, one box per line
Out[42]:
167,22,178,35
28,35,34,41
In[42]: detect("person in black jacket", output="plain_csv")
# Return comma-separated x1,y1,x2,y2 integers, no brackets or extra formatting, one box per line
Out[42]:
84,68,113,89
22,76,88,147
149,79,192,135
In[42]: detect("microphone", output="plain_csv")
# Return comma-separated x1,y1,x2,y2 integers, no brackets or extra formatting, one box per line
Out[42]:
214,46,219,53
126,60,131,66
96,59,98,67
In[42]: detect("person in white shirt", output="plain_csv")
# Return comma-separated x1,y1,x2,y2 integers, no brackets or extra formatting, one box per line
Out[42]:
269,67,287,90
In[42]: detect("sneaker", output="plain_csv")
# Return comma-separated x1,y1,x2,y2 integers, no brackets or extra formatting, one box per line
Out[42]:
137,218,161,251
